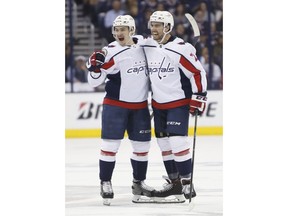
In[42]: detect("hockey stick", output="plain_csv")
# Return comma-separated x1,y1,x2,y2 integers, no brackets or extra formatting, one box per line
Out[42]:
184,13,200,46
150,111,154,120
189,110,198,203
184,13,201,204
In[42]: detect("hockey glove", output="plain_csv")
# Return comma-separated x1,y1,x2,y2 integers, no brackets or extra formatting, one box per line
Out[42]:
86,50,106,72
190,93,207,116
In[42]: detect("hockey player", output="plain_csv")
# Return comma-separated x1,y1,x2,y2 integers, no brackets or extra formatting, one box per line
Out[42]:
86,15,155,205
143,11,208,202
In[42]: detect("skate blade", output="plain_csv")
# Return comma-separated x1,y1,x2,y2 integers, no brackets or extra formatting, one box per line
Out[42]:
132,195,156,203
103,198,112,206
153,194,186,203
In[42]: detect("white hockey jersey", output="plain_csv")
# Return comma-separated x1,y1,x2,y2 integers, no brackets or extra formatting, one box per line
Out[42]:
88,37,149,109
143,36,207,109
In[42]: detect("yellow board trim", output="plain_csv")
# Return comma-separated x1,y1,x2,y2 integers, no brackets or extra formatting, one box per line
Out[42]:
65,127,222,138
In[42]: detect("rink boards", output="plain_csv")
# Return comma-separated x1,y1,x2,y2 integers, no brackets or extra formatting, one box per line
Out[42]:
65,90,222,138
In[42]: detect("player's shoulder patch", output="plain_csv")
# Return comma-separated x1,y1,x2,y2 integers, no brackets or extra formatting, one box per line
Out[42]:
174,37,185,43
178,42,185,45
165,37,184,50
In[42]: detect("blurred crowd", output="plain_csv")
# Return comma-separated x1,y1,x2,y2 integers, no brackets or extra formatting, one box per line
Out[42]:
66,0,223,90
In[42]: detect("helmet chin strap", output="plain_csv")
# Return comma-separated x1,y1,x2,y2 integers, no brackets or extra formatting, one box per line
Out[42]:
126,31,134,45
158,24,171,44
158,32,168,44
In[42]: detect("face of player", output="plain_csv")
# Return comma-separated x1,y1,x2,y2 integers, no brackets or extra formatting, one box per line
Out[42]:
113,26,133,46
150,22,166,43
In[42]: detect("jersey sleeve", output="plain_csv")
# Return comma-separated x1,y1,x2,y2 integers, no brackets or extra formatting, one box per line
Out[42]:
86,45,110,87
178,43,207,94
99,45,118,74
87,71,107,87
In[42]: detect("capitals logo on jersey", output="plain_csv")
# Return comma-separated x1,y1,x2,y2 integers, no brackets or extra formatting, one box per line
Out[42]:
147,57,175,79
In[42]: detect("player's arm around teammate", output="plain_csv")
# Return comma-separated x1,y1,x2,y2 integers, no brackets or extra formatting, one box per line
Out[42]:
86,15,155,205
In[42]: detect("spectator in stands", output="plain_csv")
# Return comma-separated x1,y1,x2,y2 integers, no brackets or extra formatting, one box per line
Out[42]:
129,4,140,33
181,0,201,10
140,0,158,17
193,8,209,35
213,0,223,31
198,1,216,31
66,55,88,83
194,34,208,59
138,7,153,37
162,0,178,14
173,2,189,28
65,40,70,72
200,47,222,89
143,0,158,10
174,23,189,42
155,2,166,11
213,32,223,71
125,0,138,10
103,0,125,43
82,0,108,28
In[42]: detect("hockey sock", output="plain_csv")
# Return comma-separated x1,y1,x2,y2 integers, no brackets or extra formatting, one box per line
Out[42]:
174,159,192,178
163,160,179,180
99,160,115,181
130,159,148,181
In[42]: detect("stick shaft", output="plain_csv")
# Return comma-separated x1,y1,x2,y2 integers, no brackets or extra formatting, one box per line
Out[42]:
189,111,198,203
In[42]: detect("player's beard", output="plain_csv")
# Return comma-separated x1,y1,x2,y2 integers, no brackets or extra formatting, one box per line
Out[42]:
151,32,165,43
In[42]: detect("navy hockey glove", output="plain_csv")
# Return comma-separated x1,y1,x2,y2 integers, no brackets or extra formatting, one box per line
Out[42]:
86,50,105,72
190,93,207,116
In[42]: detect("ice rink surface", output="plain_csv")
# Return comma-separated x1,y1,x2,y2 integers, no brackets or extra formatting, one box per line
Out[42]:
66,136,222,216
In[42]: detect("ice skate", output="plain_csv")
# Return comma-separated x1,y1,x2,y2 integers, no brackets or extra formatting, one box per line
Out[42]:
181,178,196,199
153,176,185,203
101,181,114,206
132,180,156,203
